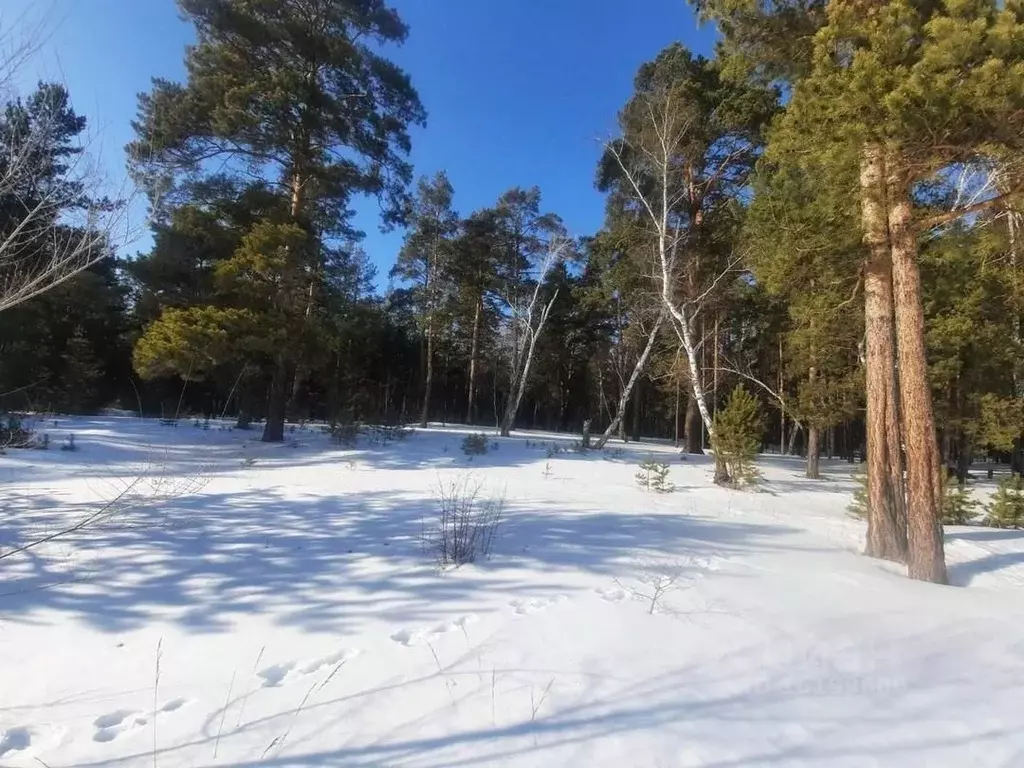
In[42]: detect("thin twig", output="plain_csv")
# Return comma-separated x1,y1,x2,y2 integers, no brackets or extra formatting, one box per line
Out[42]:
235,645,265,729
213,669,236,759
153,638,163,768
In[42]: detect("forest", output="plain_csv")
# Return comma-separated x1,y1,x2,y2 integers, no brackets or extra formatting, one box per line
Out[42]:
2,0,1024,587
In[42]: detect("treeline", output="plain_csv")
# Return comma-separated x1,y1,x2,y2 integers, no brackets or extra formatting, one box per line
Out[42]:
3,1,1024,584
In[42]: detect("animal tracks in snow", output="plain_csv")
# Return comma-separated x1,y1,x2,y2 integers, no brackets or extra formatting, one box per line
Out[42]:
93,710,146,743
0,724,67,760
509,595,567,615
391,614,479,647
92,699,191,743
258,648,360,687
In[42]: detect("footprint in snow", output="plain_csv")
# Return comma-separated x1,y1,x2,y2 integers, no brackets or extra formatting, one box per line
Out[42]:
429,613,479,635
260,648,360,685
300,647,360,675
258,661,297,687
392,615,479,647
0,727,31,757
0,724,67,758
391,628,426,647
93,699,192,743
509,596,567,615
94,710,146,743
161,697,188,713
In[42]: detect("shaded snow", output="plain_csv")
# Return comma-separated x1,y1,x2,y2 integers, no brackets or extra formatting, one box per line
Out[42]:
1,417,1023,766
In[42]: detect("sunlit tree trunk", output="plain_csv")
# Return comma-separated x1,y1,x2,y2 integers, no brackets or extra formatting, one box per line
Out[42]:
860,145,908,562
887,154,947,584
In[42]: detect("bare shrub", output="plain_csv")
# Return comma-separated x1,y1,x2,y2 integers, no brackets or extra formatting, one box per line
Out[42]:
0,413,35,449
427,475,504,566
330,422,359,448
614,556,689,615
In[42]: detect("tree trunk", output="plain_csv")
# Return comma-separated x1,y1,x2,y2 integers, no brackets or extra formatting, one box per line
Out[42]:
235,408,251,430
787,421,801,456
806,426,821,479
466,296,481,424
888,160,947,584
262,357,288,443
420,317,433,428
779,334,787,454
684,395,703,454
595,311,664,449
860,144,908,564
676,310,726,479
500,291,558,436
674,364,681,447
805,366,821,479
630,379,642,443
956,433,971,486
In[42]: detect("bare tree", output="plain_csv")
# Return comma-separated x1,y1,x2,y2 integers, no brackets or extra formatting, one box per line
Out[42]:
0,97,133,312
0,9,47,100
0,17,135,315
498,236,570,436
604,100,747,480
593,307,665,449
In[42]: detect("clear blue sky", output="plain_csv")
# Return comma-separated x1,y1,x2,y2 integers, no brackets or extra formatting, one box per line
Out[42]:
6,0,716,289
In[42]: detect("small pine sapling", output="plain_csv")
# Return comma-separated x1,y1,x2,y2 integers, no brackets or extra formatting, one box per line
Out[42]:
942,476,980,525
635,455,673,493
461,433,489,457
847,468,867,520
985,474,1024,529
711,386,764,487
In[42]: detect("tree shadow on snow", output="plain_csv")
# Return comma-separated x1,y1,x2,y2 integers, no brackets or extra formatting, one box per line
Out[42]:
67,635,1021,768
0,483,801,634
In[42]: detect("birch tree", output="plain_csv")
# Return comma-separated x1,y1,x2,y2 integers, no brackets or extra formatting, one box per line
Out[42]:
498,234,571,436
600,44,776,482
585,225,667,448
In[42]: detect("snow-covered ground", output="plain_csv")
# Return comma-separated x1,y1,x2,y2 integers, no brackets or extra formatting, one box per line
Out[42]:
2,417,1024,767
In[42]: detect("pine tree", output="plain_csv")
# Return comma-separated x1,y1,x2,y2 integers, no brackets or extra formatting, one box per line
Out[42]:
390,172,459,427
778,0,1024,583
985,475,1024,529
450,209,501,425
941,476,980,526
636,455,673,493
712,386,765,486
745,154,864,479
129,0,425,441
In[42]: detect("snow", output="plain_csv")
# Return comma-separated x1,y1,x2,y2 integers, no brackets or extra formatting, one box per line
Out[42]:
2,417,1024,767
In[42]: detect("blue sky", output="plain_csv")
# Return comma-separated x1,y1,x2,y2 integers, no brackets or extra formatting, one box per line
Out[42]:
6,0,716,289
